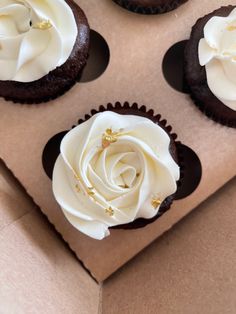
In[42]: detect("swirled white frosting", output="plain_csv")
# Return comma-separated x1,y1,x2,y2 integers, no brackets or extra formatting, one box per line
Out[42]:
52,111,180,240
0,0,77,82
198,8,236,111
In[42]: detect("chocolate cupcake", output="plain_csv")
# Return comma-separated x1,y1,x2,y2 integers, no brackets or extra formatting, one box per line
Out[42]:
185,6,236,128
113,0,188,14
0,0,89,104
52,102,180,240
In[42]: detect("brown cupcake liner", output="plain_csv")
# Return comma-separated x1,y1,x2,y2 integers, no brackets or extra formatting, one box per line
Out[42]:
188,90,236,129
73,101,183,230
0,0,90,105
113,0,188,15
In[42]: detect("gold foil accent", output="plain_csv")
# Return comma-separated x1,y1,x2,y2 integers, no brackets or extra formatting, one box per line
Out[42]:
227,25,236,31
151,197,161,209
74,173,80,180
33,20,52,30
105,206,114,216
87,187,95,196
75,184,80,192
102,128,121,149
119,184,129,189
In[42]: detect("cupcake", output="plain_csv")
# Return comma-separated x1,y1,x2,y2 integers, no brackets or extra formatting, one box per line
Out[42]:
52,103,180,240
185,6,236,127
113,0,188,15
0,0,90,104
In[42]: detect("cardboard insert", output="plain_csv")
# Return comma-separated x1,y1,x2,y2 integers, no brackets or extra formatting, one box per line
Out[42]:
1,156,236,312
0,0,236,281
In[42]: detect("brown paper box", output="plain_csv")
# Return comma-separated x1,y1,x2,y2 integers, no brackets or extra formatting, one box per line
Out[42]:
102,177,236,314
0,0,236,281
0,162,100,314
1,152,235,313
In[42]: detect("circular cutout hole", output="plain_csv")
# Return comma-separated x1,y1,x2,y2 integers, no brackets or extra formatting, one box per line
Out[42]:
42,131,68,179
175,143,202,200
162,40,188,93
79,30,110,83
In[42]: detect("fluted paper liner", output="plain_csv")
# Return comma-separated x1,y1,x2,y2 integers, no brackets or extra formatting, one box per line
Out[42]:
113,0,188,14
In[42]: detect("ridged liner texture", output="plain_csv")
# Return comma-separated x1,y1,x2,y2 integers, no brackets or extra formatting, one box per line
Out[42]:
113,0,188,15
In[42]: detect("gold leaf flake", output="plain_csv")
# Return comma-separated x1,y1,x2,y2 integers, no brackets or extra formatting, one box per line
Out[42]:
227,25,236,31
87,187,95,196
105,206,114,216
33,20,52,30
74,173,80,180
119,184,129,189
75,184,80,192
102,128,121,149
151,197,161,209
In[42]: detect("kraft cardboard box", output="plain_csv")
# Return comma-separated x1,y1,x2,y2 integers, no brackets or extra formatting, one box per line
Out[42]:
102,176,236,314
0,154,235,313
0,161,101,314
0,0,236,281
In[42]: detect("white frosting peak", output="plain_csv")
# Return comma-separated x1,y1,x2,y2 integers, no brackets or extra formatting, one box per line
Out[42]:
52,111,180,240
0,0,77,82
198,8,236,111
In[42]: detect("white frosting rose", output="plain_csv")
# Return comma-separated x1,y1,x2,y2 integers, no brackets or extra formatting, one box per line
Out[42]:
0,0,77,82
198,8,236,111
52,111,180,240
